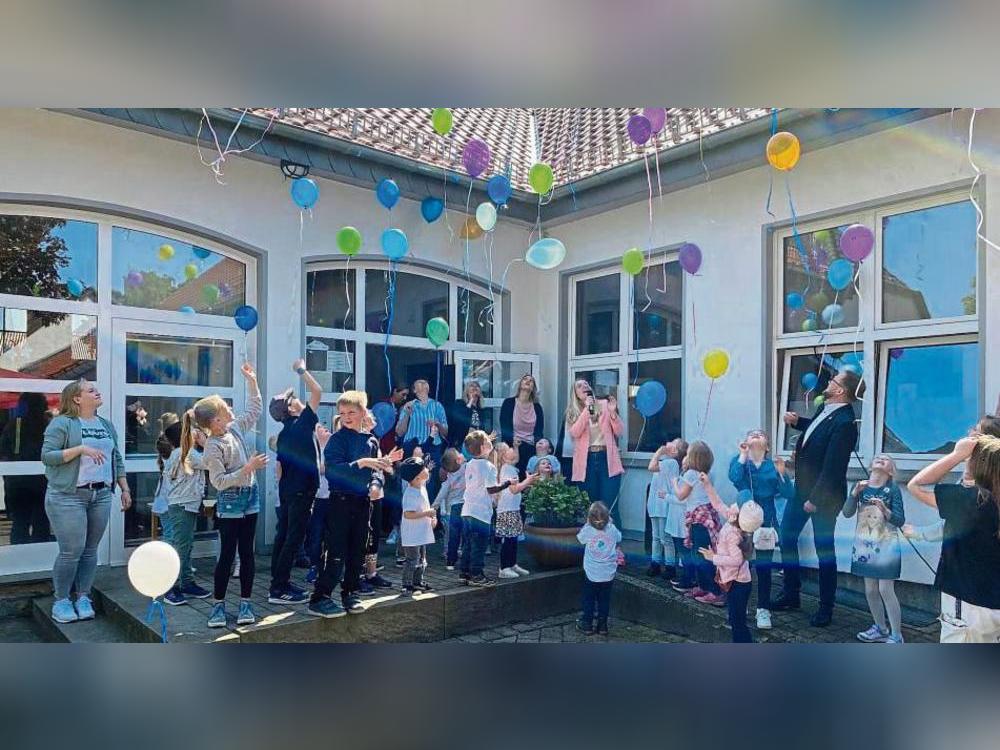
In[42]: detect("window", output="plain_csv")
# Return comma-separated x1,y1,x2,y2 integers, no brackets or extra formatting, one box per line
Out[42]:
122,395,232,456
458,288,493,345
574,273,620,356
365,344,441,406
633,262,682,349
305,336,355,393
777,347,862,452
627,359,682,453
365,270,448,338
781,224,859,333
125,333,233,387
306,268,355,329
0,308,97,381
0,216,98,302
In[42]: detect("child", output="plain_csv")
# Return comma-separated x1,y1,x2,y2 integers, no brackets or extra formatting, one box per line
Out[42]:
494,442,539,578
194,363,264,628
160,411,212,606
844,454,905,643
434,448,466,569
535,456,558,479
672,441,725,606
576,501,622,636
646,438,686,578
460,430,512,586
697,473,764,643
398,457,436,593
727,429,794,629
526,438,562,477
361,408,397,595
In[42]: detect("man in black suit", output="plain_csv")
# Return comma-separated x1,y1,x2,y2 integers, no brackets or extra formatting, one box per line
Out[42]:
771,369,862,627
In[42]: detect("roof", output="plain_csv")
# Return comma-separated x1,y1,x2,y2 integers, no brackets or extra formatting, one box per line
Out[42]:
246,108,771,191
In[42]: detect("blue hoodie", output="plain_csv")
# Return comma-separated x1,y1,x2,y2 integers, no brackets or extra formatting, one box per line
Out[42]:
727,455,795,526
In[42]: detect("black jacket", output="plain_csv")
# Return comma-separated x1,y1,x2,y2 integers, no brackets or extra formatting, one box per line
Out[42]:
790,405,858,514
499,398,544,446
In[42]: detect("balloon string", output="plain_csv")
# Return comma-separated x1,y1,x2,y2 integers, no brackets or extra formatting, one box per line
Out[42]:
642,153,654,313
699,378,715,438
383,264,397,392
145,598,169,643
196,107,277,185
850,263,865,406
967,108,1000,253
343,255,353,390
698,109,710,182
810,288,840,394
764,107,779,219
785,173,813,316
653,145,664,205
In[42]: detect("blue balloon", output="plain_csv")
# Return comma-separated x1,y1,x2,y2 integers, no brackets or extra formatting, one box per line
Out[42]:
376,178,400,210
66,278,85,297
381,228,409,260
634,380,667,418
525,237,566,270
290,178,319,210
178,306,196,315
193,247,211,260
786,291,804,310
233,305,258,332
801,372,818,391
421,196,444,223
841,351,862,367
371,402,396,439
487,174,512,205
827,258,854,291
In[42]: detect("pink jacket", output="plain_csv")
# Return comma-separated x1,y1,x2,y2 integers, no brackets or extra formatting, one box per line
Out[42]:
712,522,751,585
568,405,624,483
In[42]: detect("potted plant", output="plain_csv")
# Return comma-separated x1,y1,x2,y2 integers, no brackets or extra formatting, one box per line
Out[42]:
522,476,590,569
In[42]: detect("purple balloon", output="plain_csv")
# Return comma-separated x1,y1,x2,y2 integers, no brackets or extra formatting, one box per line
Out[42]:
890,347,905,360
679,242,702,275
627,115,652,146
126,270,143,288
839,224,875,263
642,107,666,134
462,138,491,178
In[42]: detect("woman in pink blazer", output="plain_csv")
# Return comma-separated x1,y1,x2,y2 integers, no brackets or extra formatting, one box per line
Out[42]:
565,379,625,528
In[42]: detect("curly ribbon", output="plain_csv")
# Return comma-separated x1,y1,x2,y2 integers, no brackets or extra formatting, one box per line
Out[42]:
967,108,1000,253
764,108,779,219
383,264,397,392
342,255,353,390
197,107,277,185
145,598,169,643
785,173,815,320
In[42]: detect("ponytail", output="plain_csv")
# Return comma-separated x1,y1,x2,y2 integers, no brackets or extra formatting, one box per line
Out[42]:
174,410,198,479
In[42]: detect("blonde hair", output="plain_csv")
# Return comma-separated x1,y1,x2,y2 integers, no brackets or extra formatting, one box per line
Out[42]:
493,441,512,472
193,395,228,430
173,410,200,479
872,453,897,477
587,501,610,530
462,380,484,405
516,374,538,403
685,440,714,474
464,429,490,457
565,379,594,424
337,390,368,411
57,379,88,417
441,447,462,473
970,435,1000,540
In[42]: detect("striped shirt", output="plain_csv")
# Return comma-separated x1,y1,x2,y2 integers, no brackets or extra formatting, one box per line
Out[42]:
400,398,448,445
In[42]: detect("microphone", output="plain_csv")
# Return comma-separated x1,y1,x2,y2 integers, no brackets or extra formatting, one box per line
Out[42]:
584,388,595,416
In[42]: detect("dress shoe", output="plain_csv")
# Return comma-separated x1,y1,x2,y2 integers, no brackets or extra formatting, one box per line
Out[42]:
810,610,832,627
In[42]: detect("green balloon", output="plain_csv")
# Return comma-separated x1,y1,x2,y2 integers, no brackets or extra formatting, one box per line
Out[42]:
529,163,554,195
431,108,453,136
337,226,362,256
425,316,450,348
622,247,645,276
813,395,826,408
202,283,220,305
802,317,818,332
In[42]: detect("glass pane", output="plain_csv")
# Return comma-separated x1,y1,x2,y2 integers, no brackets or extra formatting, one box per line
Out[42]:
111,227,247,315
125,333,233,387
627,359,682,453
575,274,620,355
365,270,448,338
0,309,97,380
364,344,442,407
782,351,862,451
781,224,859,333
573,368,620,401
882,201,977,323
0,215,98,301
306,268,356,329
124,471,161,547
123,395,230,456
633,262,683,349
0,473,51,546
882,341,979,454
305,336,356,393
458,288,494,345
458,359,534,401
0,392,59,463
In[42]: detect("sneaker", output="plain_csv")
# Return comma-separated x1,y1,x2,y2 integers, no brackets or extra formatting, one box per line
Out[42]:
357,579,376,597
307,597,346,618
401,585,416,595
179,582,211,599
386,530,399,545
286,582,307,597
163,589,188,607
857,624,890,643
415,582,433,592
695,592,726,607
885,633,905,644
755,608,773,630
236,600,256,626
672,581,694,592
468,575,494,587
576,619,594,634
74,594,96,620
207,602,227,628
305,566,318,584
395,557,405,567
684,587,707,599
52,598,79,624
342,594,365,615
513,565,530,576
367,574,393,589
445,565,456,571
268,587,309,605
596,619,609,636
498,567,519,579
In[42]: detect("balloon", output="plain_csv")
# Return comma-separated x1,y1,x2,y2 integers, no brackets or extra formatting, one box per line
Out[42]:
126,271,143,288
218,282,232,299
812,229,834,248
381,228,409,260
622,247,645,276
813,395,826,409
679,242,702,275
487,174,512,205
290,177,319,210
890,347,905,360
462,138,490,178
702,349,730,379
528,163,554,195
525,237,566,270
634,380,667,418
786,291,804,310
421,196,444,223
642,107,666,134
234,305,258,331
157,244,175,261
178,306,196,315
202,284,220,305
801,372,818,391
127,540,180,599
766,131,801,170
375,178,400,210
821,303,845,327
839,224,875,263
627,114,652,145
801,317,818,332
827,258,854,291
431,108,453,136
475,202,497,232
66,278,84,297
193,247,211,260
425,316,450,348
806,292,830,312
184,263,198,281
371,401,396,438
336,226,362,256
459,217,483,240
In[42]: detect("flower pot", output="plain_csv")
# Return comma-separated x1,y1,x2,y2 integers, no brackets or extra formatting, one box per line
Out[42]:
524,524,583,570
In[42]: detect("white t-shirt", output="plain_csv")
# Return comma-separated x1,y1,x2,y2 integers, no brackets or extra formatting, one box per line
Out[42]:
577,522,622,582
77,417,114,485
647,457,679,518
496,464,521,513
315,436,330,500
401,484,435,547
681,469,711,508
461,458,497,525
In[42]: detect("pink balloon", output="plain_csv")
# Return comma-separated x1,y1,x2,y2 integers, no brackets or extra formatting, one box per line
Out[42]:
462,138,491,178
627,115,652,146
839,224,874,263
679,242,702,275
643,107,666,134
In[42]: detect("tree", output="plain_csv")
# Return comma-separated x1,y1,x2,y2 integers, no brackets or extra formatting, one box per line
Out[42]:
113,271,177,309
961,275,976,316
0,216,75,327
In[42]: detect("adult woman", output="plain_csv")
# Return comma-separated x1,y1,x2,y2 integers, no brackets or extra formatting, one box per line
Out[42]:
449,379,493,453
500,374,544,474
0,392,52,544
565,379,624,528
41,380,131,624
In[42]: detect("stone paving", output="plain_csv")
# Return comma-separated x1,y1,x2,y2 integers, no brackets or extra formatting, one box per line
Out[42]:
445,613,689,643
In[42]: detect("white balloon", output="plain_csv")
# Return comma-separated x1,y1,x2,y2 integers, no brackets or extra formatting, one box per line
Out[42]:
127,540,180,598
525,237,566,270
475,202,497,232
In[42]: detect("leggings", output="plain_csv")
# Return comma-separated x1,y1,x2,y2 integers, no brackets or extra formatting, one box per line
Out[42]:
864,577,902,637
214,513,257,600
500,537,518,569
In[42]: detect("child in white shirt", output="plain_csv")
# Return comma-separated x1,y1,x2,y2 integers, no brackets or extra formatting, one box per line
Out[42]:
398,457,436,593
646,438,687,579
494,442,539,579
460,430,512,586
576,501,622,636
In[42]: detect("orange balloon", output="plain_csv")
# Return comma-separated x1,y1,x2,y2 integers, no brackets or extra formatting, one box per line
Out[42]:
459,216,484,240
766,131,801,171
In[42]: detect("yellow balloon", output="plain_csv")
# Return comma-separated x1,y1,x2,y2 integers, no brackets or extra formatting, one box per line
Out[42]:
184,263,198,280
766,131,801,171
459,216,484,240
157,243,175,261
702,349,730,380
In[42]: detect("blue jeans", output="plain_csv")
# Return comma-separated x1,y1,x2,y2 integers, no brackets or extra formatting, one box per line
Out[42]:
779,499,839,612
727,580,753,642
673,536,694,586
307,497,330,568
45,487,112,600
689,523,720,594
460,516,491,577
578,451,623,529
160,505,197,588
581,577,613,626
446,504,464,566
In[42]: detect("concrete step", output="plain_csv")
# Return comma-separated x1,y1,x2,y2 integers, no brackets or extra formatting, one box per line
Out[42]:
31,596,135,643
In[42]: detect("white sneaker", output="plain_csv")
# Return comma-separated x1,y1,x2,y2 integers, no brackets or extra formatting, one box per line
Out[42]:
498,567,519,579
756,608,772,629
445,565,455,571
513,565,530,576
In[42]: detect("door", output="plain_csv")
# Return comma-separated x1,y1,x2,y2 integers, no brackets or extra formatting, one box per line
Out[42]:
108,318,246,565
451,351,541,428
